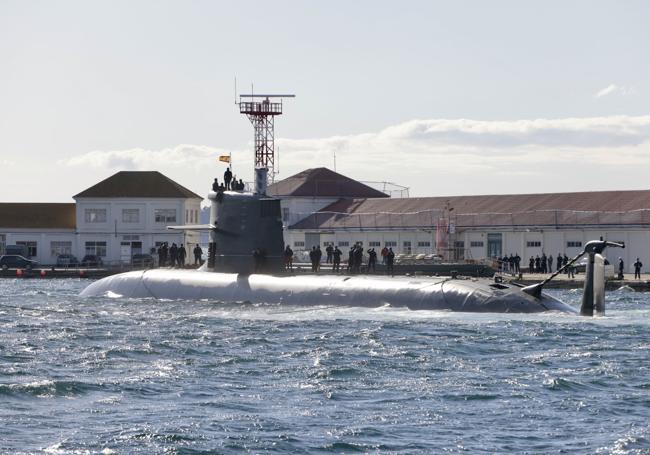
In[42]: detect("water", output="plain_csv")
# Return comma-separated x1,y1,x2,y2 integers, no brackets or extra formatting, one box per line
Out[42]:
1,279,650,454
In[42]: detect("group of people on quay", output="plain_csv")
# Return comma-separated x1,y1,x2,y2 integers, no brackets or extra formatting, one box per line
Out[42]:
498,252,645,280
155,243,204,268
156,242,187,268
283,243,396,275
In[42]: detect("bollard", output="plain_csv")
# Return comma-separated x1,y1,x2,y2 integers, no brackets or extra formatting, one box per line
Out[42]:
16,268,23,277
79,270,85,278
40,270,46,277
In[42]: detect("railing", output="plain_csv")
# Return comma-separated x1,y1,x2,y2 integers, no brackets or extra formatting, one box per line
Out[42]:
239,101,283,115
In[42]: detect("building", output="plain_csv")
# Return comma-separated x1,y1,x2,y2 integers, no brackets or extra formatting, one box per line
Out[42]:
267,167,388,249
0,203,76,264
275,168,650,272
0,171,203,265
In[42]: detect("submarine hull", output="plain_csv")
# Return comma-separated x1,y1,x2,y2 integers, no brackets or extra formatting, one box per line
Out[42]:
79,269,577,314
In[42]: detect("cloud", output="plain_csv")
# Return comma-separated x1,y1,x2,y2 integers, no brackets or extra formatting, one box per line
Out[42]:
61,115,650,198
595,84,635,98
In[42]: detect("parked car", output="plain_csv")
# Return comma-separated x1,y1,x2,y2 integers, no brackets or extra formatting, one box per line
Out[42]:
131,253,154,268
81,255,103,267
56,254,79,267
0,255,39,270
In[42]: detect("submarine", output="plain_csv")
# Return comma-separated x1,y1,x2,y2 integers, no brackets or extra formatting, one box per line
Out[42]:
80,168,624,315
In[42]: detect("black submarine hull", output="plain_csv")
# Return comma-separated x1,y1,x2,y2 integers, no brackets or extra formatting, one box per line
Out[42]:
79,269,577,313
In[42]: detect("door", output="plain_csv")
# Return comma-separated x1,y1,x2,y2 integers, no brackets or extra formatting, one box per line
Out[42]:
120,242,132,263
487,233,502,258
304,233,321,250
131,241,143,255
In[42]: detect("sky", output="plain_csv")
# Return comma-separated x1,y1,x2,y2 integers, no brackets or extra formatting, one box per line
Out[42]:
1,0,650,204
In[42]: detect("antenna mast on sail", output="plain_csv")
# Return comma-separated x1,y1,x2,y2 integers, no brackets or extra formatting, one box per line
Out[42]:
237,91,295,189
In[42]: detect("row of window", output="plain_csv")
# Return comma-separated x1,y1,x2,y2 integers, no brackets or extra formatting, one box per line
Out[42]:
293,240,432,249
525,241,584,248
294,240,590,250
84,208,197,224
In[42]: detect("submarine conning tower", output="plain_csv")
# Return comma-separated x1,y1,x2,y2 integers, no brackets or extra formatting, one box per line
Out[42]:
207,168,285,274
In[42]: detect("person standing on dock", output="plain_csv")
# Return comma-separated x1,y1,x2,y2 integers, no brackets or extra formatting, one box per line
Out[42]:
284,245,294,271
386,248,395,276
193,244,203,266
618,257,625,280
548,255,553,274
557,253,563,272
529,256,534,274
634,258,643,279
381,246,388,264
309,246,317,272
367,248,377,273
333,246,342,272
178,244,186,268
160,242,169,267
325,244,333,263
514,253,521,274
169,243,178,268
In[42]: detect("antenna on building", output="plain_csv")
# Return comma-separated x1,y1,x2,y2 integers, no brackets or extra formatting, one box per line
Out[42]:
237,90,295,189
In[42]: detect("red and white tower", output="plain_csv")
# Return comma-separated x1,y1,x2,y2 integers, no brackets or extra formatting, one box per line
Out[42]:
238,93,294,188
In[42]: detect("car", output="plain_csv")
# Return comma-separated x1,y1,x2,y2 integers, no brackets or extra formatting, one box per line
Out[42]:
56,254,79,268
0,255,39,270
131,253,154,268
81,255,103,267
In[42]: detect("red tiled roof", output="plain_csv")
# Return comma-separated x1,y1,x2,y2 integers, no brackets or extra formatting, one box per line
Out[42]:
0,203,76,229
74,171,202,199
290,190,650,230
267,168,388,198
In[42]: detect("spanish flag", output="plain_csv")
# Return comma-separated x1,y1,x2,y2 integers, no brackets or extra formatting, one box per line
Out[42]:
218,155,231,163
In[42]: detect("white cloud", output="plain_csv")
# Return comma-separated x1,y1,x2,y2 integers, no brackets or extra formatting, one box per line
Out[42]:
61,116,650,198
595,84,635,98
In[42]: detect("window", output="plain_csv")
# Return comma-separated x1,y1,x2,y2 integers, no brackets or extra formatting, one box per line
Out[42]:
50,241,72,257
417,241,431,247
385,241,397,247
85,208,107,223
566,241,582,248
16,241,37,257
338,241,350,247
369,241,381,247
0,234,5,255
154,209,176,223
293,241,305,247
123,235,139,241
470,241,484,247
85,241,107,257
323,241,334,246
122,208,139,223
454,241,465,248
403,241,412,254
185,209,189,223
282,207,290,223
527,241,542,247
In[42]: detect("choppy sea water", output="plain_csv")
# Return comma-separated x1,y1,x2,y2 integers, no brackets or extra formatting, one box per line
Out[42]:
1,279,650,454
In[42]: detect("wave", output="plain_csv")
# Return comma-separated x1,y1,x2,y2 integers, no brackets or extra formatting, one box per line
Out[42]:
0,379,103,398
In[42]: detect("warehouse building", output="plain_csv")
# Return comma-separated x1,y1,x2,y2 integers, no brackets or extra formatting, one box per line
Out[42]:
272,168,650,272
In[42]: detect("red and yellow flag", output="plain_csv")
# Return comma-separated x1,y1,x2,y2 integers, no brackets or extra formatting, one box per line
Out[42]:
218,155,231,163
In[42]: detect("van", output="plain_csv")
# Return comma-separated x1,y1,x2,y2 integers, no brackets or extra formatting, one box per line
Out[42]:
5,245,29,257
